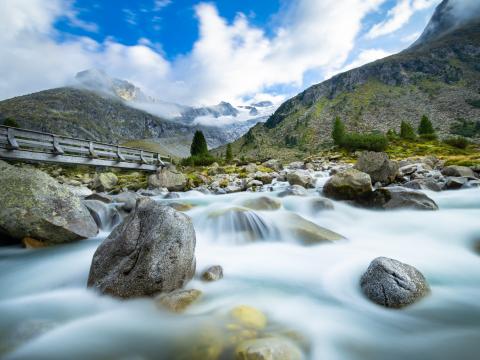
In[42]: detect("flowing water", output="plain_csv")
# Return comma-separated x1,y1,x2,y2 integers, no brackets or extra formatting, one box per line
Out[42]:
1,176,480,360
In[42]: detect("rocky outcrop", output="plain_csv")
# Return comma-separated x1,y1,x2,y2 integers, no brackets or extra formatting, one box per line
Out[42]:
87,198,196,298
0,161,98,245
148,165,187,191
323,169,372,201
354,152,399,185
360,257,430,308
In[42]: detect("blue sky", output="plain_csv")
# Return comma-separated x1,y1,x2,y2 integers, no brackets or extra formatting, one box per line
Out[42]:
1,0,441,106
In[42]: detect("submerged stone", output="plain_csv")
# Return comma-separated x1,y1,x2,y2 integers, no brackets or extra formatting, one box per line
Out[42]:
202,265,224,282
155,289,202,313
230,306,267,330
241,197,282,211
235,337,303,360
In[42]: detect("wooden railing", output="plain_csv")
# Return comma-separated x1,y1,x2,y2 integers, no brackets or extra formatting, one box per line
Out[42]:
0,125,169,171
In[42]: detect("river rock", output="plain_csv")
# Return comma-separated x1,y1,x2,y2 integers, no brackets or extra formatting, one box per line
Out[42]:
367,187,438,210
287,171,316,189
0,160,98,245
287,161,304,170
244,163,258,173
148,165,187,191
253,171,275,184
246,179,263,189
155,289,202,313
230,305,267,329
323,169,372,201
235,338,302,360
441,165,476,178
83,200,121,231
262,159,283,171
278,185,308,197
277,213,343,245
354,151,399,184
202,265,224,282
403,179,443,192
241,196,282,211
85,193,113,203
360,257,430,308
445,177,468,189
309,198,334,212
87,198,196,298
92,172,118,192
112,191,142,212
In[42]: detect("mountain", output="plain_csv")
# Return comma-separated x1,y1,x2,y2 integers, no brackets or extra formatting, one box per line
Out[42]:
215,0,480,161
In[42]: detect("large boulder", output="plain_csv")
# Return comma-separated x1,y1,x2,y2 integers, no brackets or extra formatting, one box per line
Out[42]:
0,161,98,245
323,169,372,201
441,165,476,178
87,198,196,298
366,187,438,210
360,257,430,308
92,172,118,192
148,165,187,191
354,151,399,184
287,171,316,189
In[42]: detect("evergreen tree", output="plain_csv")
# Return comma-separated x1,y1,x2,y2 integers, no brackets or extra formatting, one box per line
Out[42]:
418,115,435,137
400,121,416,140
332,117,345,145
225,143,233,163
190,130,208,156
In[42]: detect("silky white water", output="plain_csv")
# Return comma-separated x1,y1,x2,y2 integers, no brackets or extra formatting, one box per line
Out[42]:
1,183,479,359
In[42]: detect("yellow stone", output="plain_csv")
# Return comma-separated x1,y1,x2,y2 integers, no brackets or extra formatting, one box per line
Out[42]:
22,237,47,249
230,305,267,329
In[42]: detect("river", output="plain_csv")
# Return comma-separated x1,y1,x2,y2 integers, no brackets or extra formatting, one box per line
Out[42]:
1,176,479,359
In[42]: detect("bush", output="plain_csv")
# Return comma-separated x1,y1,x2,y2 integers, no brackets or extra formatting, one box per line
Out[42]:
332,117,345,145
443,136,470,149
181,154,217,167
450,118,480,138
466,98,480,109
341,132,388,152
3,118,19,127
418,115,436,137
400,121,416,140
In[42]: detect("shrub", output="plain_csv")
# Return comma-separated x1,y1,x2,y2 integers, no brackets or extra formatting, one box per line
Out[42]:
418,115,436,139
450,118,480,138
341,132,388,152
190,130,209,156
181,154,217,167
3,118,19,127
400,121,416,140
466,98,480,109
386,129,399,140
285,135,298,147
332,117,345,145
443,136,470,149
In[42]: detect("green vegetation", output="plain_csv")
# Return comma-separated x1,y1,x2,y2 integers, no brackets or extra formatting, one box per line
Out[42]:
190,130,208,157
182,130,217,166
332,117,345,145
341,132,388,152
418,115,437,140
225,143,233,163
284,135,298,147
400,121,416,140
466,98,480,108
3,118,19,127
443,136,470,149
450,118,480,138
331,118,388,152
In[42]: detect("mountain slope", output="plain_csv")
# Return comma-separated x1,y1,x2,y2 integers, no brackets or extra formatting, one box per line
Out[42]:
215,0,480,161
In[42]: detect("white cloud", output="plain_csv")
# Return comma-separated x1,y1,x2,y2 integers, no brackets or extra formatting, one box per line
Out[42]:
324,48,393,79
366,0,439,39
401,31,421,43
1,0,426,107
122,8,137,25
153,0,172,12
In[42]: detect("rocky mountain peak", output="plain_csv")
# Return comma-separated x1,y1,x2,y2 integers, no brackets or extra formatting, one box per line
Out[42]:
75,69,149,102
412,0,480,47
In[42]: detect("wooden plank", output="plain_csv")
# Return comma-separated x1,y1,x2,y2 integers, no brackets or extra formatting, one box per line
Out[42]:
0,149,158,171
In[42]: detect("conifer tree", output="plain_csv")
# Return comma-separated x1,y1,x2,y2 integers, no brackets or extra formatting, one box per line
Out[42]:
190,130,208,156
225,143,233,163
400,121,416,140
332,117,345,145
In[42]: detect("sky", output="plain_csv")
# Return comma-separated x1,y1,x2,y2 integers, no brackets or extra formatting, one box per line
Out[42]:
0,0,443,106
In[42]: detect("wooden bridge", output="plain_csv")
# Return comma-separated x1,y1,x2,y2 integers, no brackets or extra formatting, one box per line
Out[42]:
0,125,169,171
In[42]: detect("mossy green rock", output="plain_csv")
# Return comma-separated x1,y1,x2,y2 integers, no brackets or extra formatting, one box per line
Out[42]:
0,161,98,245
323,169,372,201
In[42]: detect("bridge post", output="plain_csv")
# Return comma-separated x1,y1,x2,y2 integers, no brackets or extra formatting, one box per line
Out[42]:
6,128,19,150
116,145,125,161
140,150,148,164
52,135,64,155
88,141,97,158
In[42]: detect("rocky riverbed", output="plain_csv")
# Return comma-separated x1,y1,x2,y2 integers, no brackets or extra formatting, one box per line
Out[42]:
0,155,479,359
